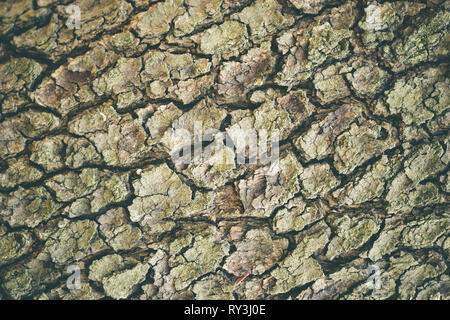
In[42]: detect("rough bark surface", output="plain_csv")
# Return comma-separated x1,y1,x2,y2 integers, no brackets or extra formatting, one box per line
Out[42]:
0,0,449,300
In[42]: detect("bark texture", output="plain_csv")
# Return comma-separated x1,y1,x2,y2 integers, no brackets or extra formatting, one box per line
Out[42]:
0,0,449,300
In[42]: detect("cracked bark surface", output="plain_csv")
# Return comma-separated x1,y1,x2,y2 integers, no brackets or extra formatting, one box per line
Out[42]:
0,0,449,300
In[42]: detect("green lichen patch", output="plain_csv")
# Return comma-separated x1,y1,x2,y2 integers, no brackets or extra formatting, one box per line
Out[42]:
198,20,249,58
